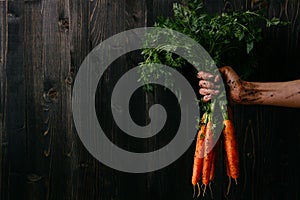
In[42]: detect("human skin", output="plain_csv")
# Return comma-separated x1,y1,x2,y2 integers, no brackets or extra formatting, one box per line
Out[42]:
197,66,300,108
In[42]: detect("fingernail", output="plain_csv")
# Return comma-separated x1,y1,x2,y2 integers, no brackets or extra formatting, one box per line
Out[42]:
208,75,213,78
215,75,220,82
215,90,220,94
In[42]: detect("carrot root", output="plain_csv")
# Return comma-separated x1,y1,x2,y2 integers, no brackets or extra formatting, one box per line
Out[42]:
202,185,207,197
209,182,214,199
226,176,231,196
197,183,201,198
192,184,195,198
234,178,238,185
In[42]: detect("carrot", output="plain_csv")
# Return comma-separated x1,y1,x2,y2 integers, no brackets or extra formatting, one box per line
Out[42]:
202,121,213,186
224,150,231,177
223,119,239,180
202,150,213,187
191,124,206,186
191,112,208,186
209,141,219,182
224,151,232,196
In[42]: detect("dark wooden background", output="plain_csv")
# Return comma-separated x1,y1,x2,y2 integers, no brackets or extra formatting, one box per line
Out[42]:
1,0,299,199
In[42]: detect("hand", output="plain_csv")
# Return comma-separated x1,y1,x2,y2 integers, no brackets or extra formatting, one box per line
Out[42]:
197,66,245,104
198,66,300,108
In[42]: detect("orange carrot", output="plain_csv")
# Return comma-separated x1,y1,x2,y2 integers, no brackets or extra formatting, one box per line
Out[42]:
224,151,231,177
224,152,232,196
191,113,207,186
191,124,206,186
209,141,219,182
223,119,239,180
202,121,213,186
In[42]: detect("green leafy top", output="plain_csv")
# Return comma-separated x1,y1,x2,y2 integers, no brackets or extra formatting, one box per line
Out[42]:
138,0,288,89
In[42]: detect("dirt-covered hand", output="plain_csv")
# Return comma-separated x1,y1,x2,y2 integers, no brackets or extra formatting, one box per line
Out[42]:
197,66,245,104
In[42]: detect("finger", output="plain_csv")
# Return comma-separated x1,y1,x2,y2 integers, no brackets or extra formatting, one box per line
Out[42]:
202,95,212,102
199,80,212,88
199,80,220,89
197,71,214,80
199,88,220,96
214,75,221,82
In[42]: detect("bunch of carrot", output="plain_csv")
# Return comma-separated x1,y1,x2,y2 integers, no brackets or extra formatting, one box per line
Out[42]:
191,102,239,198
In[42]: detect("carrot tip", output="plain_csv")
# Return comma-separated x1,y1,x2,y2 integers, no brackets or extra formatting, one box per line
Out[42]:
226,176,232,196
209,182,214,199
197,182,201,198
192,185,195,198
234,178,238,185
203,185,207,197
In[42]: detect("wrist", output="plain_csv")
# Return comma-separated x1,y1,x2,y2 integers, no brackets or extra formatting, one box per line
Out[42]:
237,81,259,105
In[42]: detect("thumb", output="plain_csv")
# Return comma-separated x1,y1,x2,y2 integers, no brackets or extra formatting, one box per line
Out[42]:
219,66,240,84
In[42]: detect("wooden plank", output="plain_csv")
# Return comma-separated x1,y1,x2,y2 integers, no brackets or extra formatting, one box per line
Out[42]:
77,0,152,199
77,0,127,199
23,0,51,199
34,0,72,199
152,0,176,22
48,0,76,199
68,0,93,199
125,0,146,29
5,0,27,199
70,0,90,70
0,0,8,199
122,1,149,199
0,0,40,2
265,1,300,200
145,2,205,200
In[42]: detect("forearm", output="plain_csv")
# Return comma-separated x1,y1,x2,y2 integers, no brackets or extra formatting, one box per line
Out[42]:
240,80,300,108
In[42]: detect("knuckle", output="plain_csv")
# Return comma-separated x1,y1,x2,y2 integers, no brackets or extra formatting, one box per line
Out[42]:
199,80,206,87
198,71,204,77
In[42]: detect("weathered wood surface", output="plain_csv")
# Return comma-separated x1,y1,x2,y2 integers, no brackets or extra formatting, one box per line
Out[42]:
0,0,299,199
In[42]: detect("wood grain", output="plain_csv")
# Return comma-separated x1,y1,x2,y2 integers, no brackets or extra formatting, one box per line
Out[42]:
0,0,8,199
0,0,299,199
